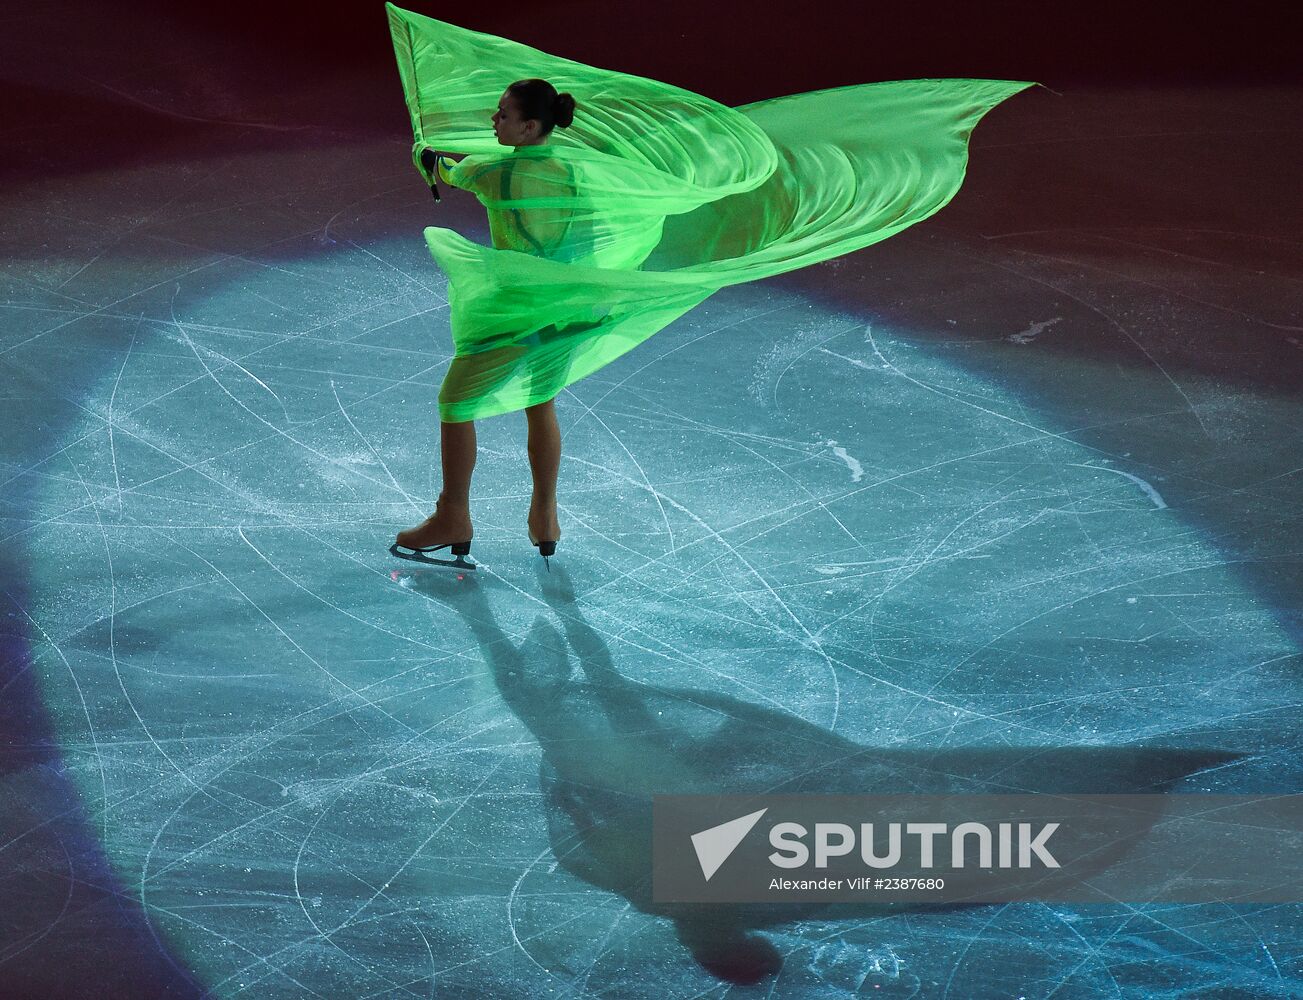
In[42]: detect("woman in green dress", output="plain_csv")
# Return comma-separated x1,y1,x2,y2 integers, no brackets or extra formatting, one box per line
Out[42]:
385,5,1035,571
395,78,578,565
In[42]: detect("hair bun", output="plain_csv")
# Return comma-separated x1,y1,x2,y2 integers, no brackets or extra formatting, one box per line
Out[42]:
553,92,576,129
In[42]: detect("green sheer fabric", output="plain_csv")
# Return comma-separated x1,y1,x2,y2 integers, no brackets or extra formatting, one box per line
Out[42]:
387,3,1034,422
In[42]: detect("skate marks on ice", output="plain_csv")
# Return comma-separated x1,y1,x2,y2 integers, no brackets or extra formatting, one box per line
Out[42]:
10,85,1303,997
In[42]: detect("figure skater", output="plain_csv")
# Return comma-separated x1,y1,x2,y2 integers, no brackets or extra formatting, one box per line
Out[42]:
385,7,1035,574
394,79,579,568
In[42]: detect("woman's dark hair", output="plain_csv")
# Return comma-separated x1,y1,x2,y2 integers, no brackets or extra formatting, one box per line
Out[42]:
507,78,576,134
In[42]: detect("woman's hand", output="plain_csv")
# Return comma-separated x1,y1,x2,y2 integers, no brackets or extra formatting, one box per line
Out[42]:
418,149,462,203
420,149,466,195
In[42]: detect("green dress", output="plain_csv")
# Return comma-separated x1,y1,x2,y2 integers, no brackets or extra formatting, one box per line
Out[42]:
387,3,1035,422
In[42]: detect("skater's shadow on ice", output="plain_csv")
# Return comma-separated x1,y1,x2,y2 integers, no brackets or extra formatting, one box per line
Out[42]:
414,566,1239,986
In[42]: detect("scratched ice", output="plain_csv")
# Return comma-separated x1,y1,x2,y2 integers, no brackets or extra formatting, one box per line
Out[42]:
4,74,1303,1000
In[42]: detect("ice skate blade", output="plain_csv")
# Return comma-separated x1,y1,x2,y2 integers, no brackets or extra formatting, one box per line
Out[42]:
389,543,476,570
527,531,558,563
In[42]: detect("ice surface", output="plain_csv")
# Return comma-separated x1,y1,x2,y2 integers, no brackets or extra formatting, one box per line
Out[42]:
3,21,1302,999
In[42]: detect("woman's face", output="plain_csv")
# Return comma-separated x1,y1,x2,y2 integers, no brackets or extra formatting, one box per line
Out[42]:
492,90,542,146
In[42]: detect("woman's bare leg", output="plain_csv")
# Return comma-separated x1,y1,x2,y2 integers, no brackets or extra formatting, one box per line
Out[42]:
438,419,477,511
525,399,562,543
395,419,476,548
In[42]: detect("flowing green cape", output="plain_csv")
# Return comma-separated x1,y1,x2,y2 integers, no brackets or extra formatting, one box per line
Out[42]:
387,3,1033,421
